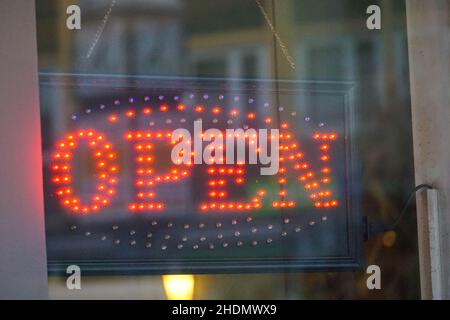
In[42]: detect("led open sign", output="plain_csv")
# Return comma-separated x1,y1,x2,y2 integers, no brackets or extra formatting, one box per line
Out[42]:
40,74,362,274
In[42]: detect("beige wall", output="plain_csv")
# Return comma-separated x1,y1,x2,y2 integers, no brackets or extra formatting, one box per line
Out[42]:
48,276,166,300
407,0,450,299
0,0,48,298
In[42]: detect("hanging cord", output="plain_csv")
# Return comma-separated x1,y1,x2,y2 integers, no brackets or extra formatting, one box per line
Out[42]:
365,184,434,239
86,0,117,59
390,184,434,228
255,0,296,70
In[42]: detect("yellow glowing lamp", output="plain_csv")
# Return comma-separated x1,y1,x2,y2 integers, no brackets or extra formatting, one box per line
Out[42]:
162,275,194,300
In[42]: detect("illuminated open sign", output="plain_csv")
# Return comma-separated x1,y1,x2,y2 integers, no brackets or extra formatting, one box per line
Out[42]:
40,74,362,274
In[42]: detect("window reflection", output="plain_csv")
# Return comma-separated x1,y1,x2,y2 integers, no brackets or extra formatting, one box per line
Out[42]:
36,0,417,299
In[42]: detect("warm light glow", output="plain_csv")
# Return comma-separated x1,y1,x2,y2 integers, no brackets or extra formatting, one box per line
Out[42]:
162,275,195,300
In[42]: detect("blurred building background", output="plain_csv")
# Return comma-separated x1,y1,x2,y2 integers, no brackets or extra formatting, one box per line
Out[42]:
36,0,418,299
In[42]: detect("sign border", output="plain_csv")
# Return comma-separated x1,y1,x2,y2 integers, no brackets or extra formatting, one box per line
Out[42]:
39,73,362,275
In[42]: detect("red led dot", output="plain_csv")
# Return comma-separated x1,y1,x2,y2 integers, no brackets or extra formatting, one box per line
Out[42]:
125,110,135,117
108,115,118,122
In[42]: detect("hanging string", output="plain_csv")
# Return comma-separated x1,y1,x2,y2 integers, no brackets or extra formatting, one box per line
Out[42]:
255,0,296,70
86,0,117,59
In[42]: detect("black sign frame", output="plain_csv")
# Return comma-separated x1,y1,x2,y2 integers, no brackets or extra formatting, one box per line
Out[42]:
39,73,362,275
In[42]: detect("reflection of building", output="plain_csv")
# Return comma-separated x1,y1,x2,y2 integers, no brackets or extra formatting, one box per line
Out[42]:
37,0,410,127
186,0,409,108
35,0,418,300
38,0,185,141
76,0,183,75
185,1,411,212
